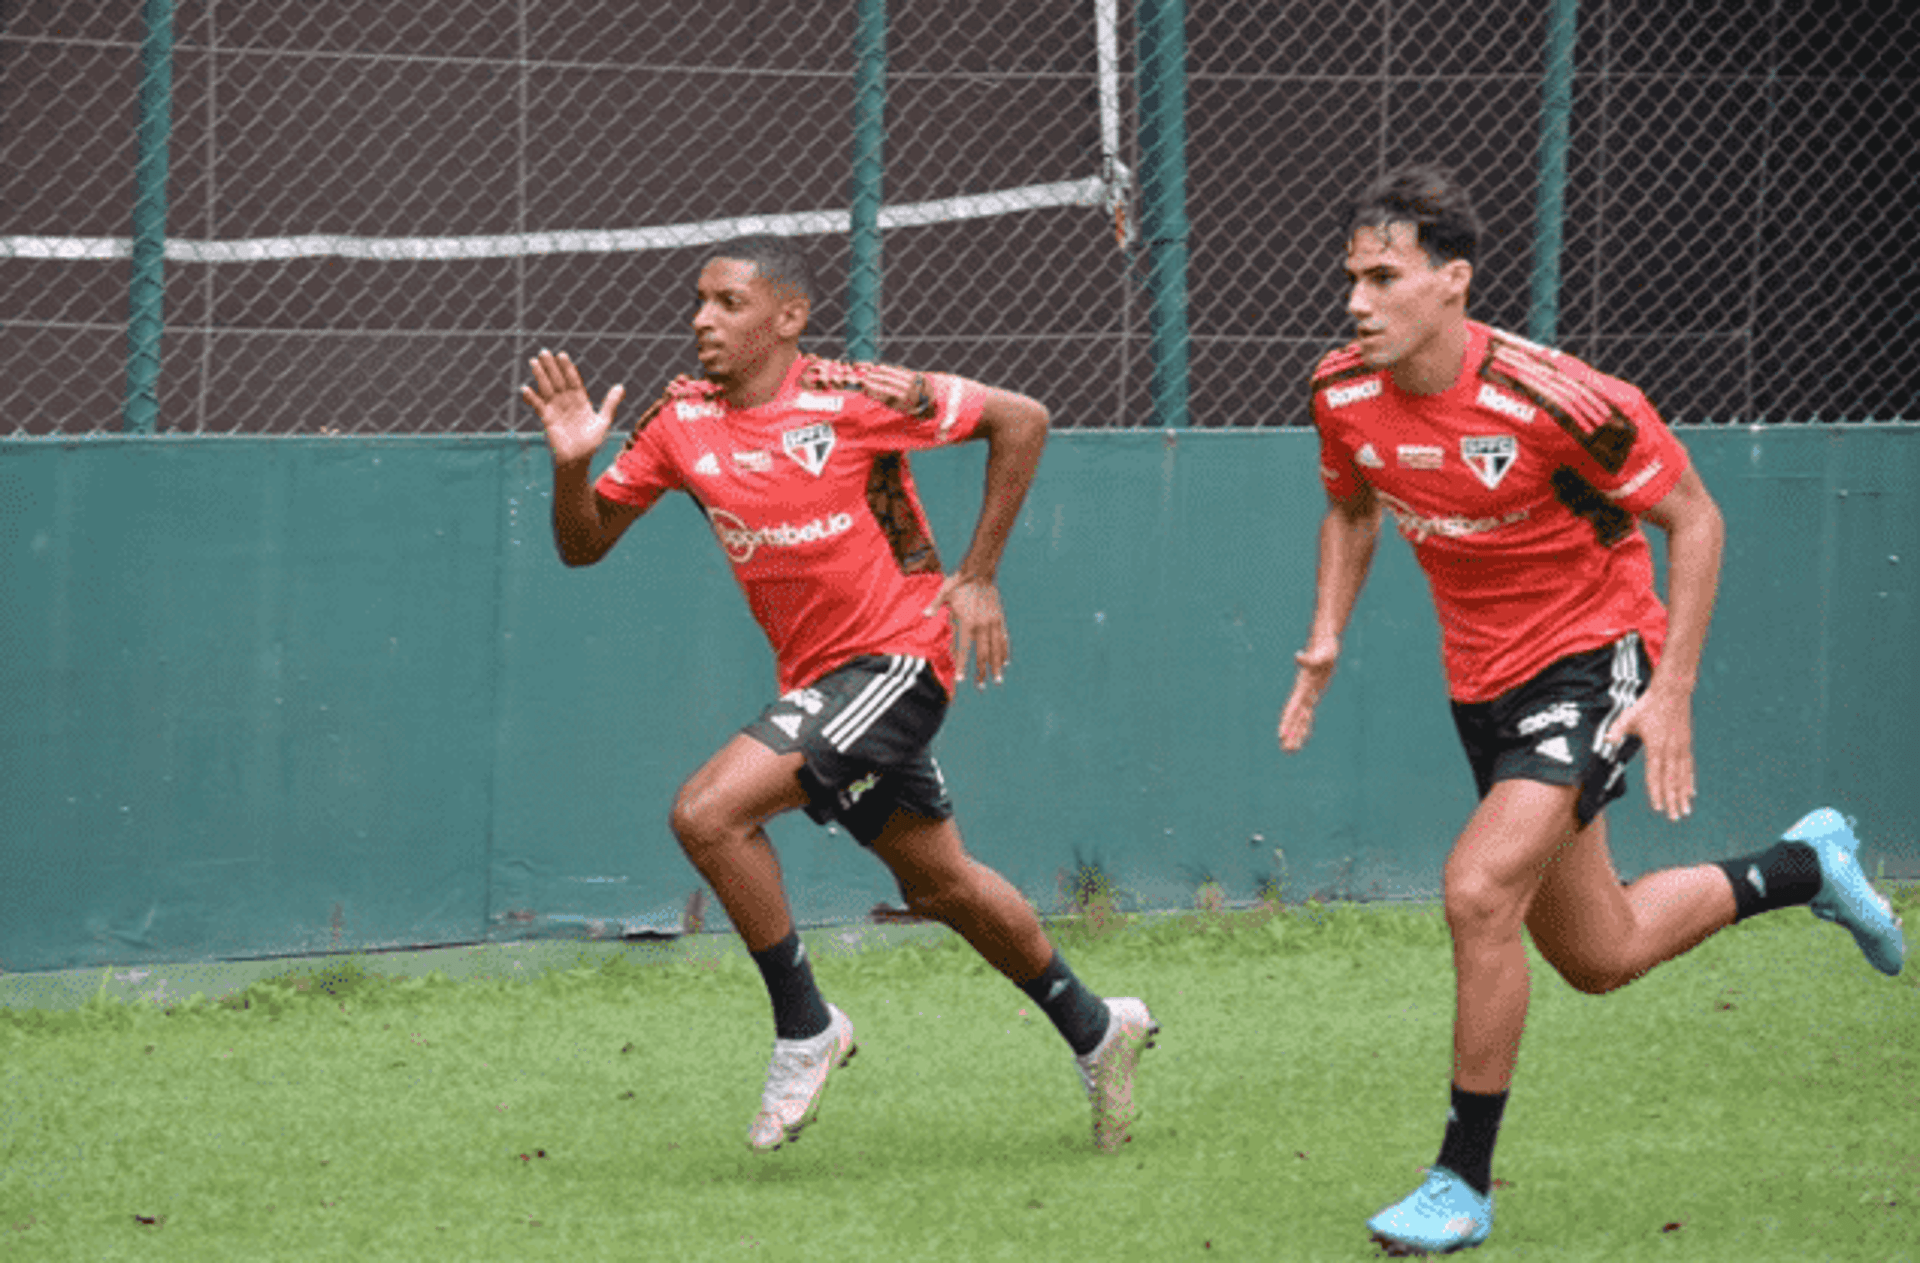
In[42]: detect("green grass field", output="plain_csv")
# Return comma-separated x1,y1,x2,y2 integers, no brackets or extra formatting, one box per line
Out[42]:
3,896,1915,1262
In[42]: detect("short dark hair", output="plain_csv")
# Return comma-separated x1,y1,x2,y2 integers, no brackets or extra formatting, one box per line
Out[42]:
1347,164,1481,266
706,233,815,304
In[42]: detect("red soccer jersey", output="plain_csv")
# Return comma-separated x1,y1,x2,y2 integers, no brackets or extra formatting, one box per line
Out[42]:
595,354,986,695
1311,321,1689,703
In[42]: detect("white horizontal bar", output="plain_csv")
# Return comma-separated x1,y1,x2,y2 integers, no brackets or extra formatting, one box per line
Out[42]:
2,177,1109,265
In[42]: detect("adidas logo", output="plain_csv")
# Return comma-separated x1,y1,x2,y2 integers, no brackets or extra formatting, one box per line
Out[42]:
771,713,803,740
693,452,720,477
1536,735,1574,764
1747,864,1767,898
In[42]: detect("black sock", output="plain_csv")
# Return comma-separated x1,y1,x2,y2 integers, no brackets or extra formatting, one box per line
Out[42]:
1435,1084,1508,1197
1717,841,1822,922
1018,952,1111,1057
749,931,832,1041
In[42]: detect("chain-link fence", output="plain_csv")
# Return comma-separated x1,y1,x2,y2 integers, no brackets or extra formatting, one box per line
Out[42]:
3,1,1915,437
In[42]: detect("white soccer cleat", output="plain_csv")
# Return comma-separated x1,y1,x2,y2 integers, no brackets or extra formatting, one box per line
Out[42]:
1075,997,1158,1151
747,1004,857,1152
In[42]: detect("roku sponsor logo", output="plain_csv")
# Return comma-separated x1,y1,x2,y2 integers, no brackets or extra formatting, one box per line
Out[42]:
1476,384,1536,424
1325,378,1384,409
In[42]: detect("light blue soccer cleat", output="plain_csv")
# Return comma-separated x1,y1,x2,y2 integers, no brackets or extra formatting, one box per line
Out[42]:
1785,807,1906,976
1367,1166,1493,1255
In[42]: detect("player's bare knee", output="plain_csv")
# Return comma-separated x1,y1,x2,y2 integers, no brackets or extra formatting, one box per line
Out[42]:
1578,968,1632,995
896,870,967,924
1560,958,1636,995
894,858,989,926
1534,936,1634,994
898,881,950,923
667,790,729,862
1442,867,1522,942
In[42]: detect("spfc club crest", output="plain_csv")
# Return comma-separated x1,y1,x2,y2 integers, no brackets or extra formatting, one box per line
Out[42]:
782,422,836,476
1461,435,1518,490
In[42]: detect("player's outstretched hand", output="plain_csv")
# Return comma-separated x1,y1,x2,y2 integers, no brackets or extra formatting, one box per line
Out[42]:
522,350,624,467
925,574,1008,690
1278,639,1340,752
1606,686,1696,821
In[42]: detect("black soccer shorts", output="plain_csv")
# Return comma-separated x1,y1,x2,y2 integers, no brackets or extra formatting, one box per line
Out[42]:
1450,632,1653,829
741,654,954,845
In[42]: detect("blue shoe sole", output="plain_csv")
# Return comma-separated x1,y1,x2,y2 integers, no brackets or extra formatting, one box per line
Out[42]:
1370,1229,1490,1256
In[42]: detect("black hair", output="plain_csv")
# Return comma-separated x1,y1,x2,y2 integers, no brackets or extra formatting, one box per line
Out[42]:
705,233,815,304
1347,164,1481,266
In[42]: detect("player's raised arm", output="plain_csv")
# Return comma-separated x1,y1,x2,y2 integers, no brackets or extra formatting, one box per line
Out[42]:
1279,484,1382,752
520,349,643,567
924,381,1049,688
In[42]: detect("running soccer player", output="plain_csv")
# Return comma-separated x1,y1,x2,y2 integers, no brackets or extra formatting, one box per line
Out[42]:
520,234,1155,1154
1278,165,1905,1254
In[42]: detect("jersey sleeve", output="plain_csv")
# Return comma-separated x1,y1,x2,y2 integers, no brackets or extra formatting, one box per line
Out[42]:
1308,358,1367,501
1586,384,1688,516
1486,335,1687,517
812,361,988,451
1315,417,1365,500
907,372,988,448
592,385,688,510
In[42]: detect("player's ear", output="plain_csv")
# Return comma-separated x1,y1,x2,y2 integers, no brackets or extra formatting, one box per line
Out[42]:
776,294,810,339
1439,258,1473,306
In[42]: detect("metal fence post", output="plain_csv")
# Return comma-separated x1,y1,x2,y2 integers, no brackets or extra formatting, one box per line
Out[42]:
1136,0,1189,429
848,0,887,363
1529,0,1578,347
123,0,175,435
